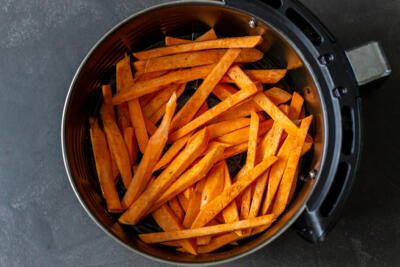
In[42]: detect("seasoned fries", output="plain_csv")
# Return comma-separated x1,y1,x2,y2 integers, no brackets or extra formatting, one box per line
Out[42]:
88,30,314,254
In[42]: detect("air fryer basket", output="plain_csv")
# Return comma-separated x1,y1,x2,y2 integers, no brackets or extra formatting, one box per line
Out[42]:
62,0,390,265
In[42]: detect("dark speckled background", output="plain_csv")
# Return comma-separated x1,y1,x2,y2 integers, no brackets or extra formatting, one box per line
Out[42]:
0,0,399,266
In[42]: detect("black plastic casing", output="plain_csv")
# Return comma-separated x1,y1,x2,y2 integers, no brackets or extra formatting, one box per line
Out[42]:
225,0,363,242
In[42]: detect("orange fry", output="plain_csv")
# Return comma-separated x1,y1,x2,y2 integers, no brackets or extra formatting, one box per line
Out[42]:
252,92,299,135
195,102,209,117
152,204,197,255
197,232,240,253
155,144,225,208
123,127,138,165
221,161,241,235
143,84,180,118
171,48,241,129
191,156,277,228
265,87,292,104
221,69,287,84
260,130,297,215
148,84,186,123
250,124,283,219
153,135,190,172
288,92,304,120
122,93,177,207
134,48,263,73
128,98,149,153
272,116,312,216
89,118,122,212
134,36,263,60
212,83,238,100
101,85,132,188
143,116,157,136
116,55,133,130
170,66,259,141
216,119,273,145
165,28,218,46
119,129,209,225
183,179,205,228
240,112,259,221
140,215,275,244
212,87,291,122
113,64,214,105
168,197,185,222
178,193,189,212
207,117,250,139
200,162,225,208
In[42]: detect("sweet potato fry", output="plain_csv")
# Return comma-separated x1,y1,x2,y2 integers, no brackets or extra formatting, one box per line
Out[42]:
101,85,132,188
279,104,290,114
143,84,180,118
195,102,209,117
249,124,284,218
183,186,194,200
178,193,189,212
201,162,225,208
110,150,119,182
116,55,133,131
288,92,304,120
122,93,177,208
265,87,292,104
124,132,137,161
260,130,298,215
152,204,197,255
168,197,185,222
221,69,287,84
183,179,205,228
221,161,241,236
191,156,277,228
154,144,225,208
197,232,241,253
170,66,259,141
240,112,259,221
139,92,156,107
133,36,263,60
171,48,241,129
135,69,169,80
134,48,263,73
220,142,248,160
89,118,123,212
153,135,190,172
207,118,250,139
252,92,299,136
119,129,209,225
139,215,275,244
128,98,149,153
218,132,306,164
212,87,291,123
272,116,312,216
212,83,238,100
123,127,138,165
216,119,273,145
113,64,214,105
148,84,186,123
143,116,157,136
165,28,218,46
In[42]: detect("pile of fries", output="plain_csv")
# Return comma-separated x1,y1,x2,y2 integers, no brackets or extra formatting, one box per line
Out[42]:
88,29,313,254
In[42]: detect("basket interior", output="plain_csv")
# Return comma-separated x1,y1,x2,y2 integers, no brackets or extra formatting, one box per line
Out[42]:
63,3,325,264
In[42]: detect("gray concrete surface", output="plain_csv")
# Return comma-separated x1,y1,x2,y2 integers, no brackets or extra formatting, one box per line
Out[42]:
0,0,399,266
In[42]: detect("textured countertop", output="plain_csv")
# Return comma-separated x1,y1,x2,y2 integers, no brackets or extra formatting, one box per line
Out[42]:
0,0,399,266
